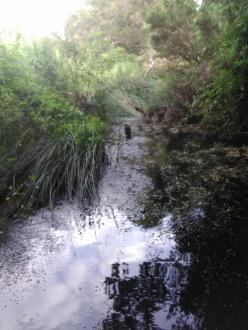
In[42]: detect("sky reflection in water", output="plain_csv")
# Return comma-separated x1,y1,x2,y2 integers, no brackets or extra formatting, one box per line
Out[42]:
0,121,191,330
0,205,181,330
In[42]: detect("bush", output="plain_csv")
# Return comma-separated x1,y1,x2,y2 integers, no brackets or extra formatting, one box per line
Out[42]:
0,38,108,217
199,9,248,140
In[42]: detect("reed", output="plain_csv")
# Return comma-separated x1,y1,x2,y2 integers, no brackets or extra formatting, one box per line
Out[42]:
0,131,106,216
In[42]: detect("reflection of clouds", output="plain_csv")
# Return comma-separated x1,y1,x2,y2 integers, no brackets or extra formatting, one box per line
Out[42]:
34,284,81,329
12,254,109,330
121,241,146,263
0,204,175,330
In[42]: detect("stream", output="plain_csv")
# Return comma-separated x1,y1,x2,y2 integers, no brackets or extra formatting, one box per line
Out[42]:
1,117,248,330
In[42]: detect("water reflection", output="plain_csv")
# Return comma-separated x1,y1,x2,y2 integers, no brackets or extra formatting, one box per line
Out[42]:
152,134,248,330
104,261,167,329
0,194,177,329
173,175,248,330
102,250,194,330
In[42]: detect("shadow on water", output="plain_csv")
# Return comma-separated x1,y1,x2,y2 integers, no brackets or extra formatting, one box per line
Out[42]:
103,261,167,329
102,253,194,330
174,175,248,330
139,131,248,330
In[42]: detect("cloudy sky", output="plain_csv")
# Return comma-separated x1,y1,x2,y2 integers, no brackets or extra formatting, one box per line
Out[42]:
0,0,88,39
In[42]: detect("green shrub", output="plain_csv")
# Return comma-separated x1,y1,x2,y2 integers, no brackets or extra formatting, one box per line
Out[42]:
199,9,248,140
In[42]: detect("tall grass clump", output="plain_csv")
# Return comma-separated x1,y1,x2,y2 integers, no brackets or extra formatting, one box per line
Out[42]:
0,115,107,216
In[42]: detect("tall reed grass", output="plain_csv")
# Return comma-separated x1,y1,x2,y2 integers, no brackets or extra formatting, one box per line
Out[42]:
0,122,106,217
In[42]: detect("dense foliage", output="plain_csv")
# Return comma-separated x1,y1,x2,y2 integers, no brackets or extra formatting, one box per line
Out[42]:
200,0,248,139
0,38,108,216
146,0,248,140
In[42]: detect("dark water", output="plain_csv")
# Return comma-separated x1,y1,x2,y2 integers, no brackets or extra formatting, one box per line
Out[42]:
147,133,248,330
0,118,248,329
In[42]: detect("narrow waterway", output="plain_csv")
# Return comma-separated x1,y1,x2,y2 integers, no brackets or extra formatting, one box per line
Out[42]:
2,118,248,330
0,118,193,330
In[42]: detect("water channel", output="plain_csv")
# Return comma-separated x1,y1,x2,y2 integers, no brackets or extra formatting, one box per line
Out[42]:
1,117,248,330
